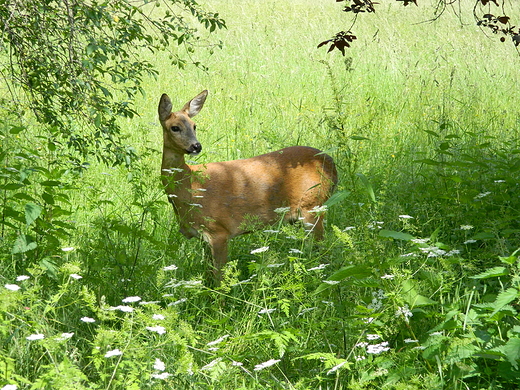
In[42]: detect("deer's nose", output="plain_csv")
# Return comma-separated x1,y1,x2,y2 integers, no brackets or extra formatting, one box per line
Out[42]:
187,142,202,155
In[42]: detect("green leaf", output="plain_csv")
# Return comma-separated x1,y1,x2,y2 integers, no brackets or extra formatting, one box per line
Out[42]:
350,135,370,141
503,337,520,369
379,229,415,241
25,202,42,226
491,288,519,316
325,190,350,207
401,280,437,307
315,265,372,294
356,173,376,202
470,266,508,279
12,234,37,254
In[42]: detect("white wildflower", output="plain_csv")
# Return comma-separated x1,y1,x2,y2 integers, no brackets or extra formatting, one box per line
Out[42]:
207,334,230,346
343,226,356,231
122,296,141,303
366,341,390,354
57,332,74,340
460,225,474,230
327,360,348,375
201,358,222,371
309,205,328,214
263,229,279,234
400,252,418,258
494,179,505,183
26,333,44,341
474,191,491,199
61,247,74,252
258,308,276,314
307,263,329,271
70,274,82,280
380,274,395,280
399,215,413,219
288,248,303,254
366,334,380,340
104,348,123,358
363,317,375,324
163,264,178,271
274,207,291,214
80,317,95,323
395,305,413,322
1,385,18,390
254,359,280,371
464,239,477,244
153,358,166,371
430,331,443,336
111,305,134,313
152,314,165,320
355,355,366,361
355,342,369,348
16,275,30,281
146,326,166,335
232,361,244,367
151,369,171,379
411,238,430,244
168,298,187,306
297,307,317,316
267,263,285,268
404,338,418,343
323,280,340,285
139,300,161,305
151,372,171,380
250,246,269,254
4,284,20,291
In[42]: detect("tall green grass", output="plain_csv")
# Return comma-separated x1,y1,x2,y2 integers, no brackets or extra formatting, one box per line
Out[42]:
2,0,520,389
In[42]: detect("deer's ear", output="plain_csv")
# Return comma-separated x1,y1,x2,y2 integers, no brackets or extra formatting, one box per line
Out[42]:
158,94,173,122
183,90,208,118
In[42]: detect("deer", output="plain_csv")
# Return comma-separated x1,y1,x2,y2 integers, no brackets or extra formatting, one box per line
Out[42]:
159,90,338,278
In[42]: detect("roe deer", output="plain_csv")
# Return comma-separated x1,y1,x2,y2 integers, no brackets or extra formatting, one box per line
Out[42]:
159,90,337,277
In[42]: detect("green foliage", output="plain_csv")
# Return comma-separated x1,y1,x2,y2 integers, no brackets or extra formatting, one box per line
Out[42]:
2,0,520,389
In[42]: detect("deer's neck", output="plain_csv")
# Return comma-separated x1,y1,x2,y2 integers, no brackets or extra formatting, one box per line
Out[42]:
161,148,193,205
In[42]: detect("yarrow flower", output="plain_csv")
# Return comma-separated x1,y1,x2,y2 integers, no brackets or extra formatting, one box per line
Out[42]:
152,314,165,320
404,338,419,343
399,215,413,219
464,239,477,244
146,326,166,335
104,348,123,358
307,263,328,271
380,274,395,280
16,275,30,281
366,334,381,340
111,305,134,313
151,372,171,380
326,360,348,375
163,264,178,271
57,332,74,341
70,274,82,280
366,341,390,354
395,305,413,322
153,358,166,371
1,385,18,390
254,359,280,371
4,284,20,291
80,317,95,323
207,334,230,347
122,296,141,303
26,333,45,341
309,205,328,214
460,225,474,230
258,308,276,314
250,246,269,254
288,248,303,254
274,207,291,214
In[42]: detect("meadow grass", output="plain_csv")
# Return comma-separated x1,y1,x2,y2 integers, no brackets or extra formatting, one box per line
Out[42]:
2,0,520,389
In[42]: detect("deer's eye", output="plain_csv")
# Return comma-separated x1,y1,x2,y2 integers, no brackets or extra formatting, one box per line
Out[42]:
171,126,181,132
193,125,197,131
